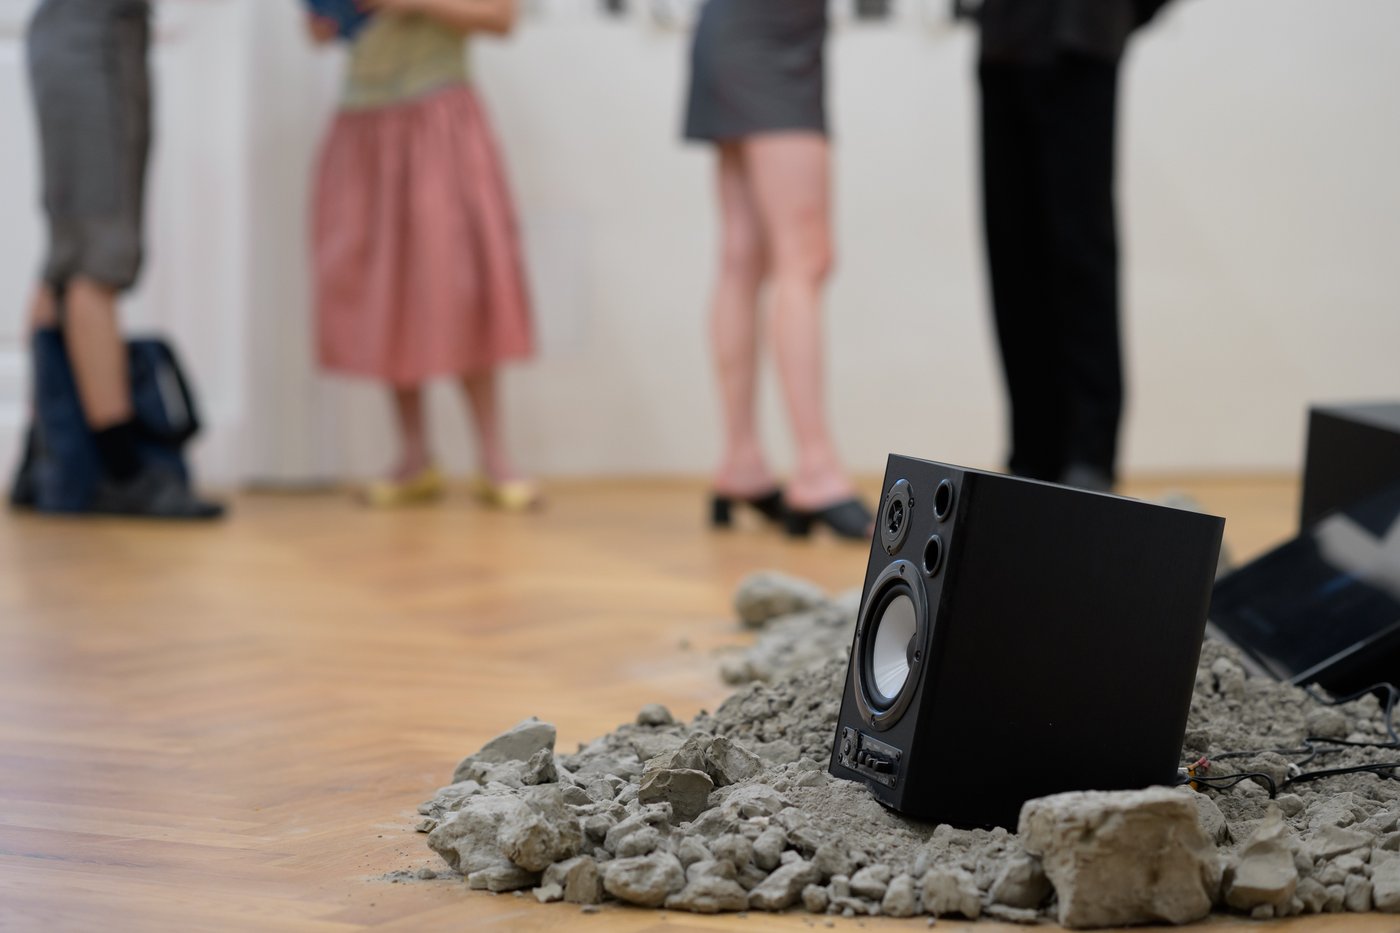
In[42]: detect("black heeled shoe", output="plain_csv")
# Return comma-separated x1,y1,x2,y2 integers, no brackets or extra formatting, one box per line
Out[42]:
783,497,874,541
710,488,786,528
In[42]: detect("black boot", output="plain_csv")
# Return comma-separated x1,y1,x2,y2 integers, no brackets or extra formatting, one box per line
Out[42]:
91,462,225,520
9,426,38,509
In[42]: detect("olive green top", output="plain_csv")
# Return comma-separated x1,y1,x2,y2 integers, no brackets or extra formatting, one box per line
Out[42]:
343,14,468,110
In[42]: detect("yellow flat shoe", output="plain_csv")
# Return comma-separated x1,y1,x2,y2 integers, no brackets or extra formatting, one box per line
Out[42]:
361,466,446,508
469,474,543,512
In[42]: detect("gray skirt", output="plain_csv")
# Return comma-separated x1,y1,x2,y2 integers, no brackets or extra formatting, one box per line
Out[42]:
684,0,828,143
27,0,152,291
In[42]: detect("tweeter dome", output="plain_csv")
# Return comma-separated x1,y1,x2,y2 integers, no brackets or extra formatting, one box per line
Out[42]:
830,455,1225,828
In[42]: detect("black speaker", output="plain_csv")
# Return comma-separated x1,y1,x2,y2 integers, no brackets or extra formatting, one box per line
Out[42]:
829,455,1225,829
1301,403,1400,529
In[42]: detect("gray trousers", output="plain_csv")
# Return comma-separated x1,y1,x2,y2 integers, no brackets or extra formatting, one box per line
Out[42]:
28,0,152,292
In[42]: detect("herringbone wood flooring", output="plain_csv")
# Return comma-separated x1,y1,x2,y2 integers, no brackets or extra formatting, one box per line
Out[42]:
2,474,1385,932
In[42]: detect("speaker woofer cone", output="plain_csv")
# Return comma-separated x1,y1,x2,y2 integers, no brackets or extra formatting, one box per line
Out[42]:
854,560,929,730
870,593,917,702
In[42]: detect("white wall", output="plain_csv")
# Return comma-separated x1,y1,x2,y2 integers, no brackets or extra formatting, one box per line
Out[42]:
2,0,1398,485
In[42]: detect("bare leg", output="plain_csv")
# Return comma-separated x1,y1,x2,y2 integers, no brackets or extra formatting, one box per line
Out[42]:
389,384,432,480
744,133,854,511
710,143,776,497
459,368,520,484
64,277,133,429
28,283,59,332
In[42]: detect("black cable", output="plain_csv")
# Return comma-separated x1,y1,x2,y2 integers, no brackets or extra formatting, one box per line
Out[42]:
1284,761,1400,788
1191,770,1278,797
1202,681,1400,770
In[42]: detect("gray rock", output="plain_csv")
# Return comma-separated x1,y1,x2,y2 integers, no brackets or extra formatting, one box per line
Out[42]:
812,840,856,881
849,864,892,901
748,858,822,910
802,883,829,913
452,718,557,783
983,903,1044,924
1275,794,1306,818
1345,874,1374,912
1020,787,1220,928
542,855,603,905
636,704,674,727
602,852,686,908
1306,706,1350,739
665,876,750,913
1184,789,1230,845
881,873,919,918
733,571,828,627
713,782,789,819
426,794,528,875
675,836,710,869
704,735,763,787
1307,824,1374,861
1296,876,1329,914
685,859,737,883
753,826,787,871
466,861,540,892
1372,856,1400,912
498,797,584,871
1226,811,1298,911
920,867,982,919
637,768,713,824
615,826,663,858
709,834,753,870
990,853,1051,909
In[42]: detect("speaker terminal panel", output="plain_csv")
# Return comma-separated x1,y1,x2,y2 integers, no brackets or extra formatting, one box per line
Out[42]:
838,726,902,788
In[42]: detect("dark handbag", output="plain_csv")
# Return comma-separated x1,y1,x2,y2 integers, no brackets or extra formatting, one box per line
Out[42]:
30,328,199,512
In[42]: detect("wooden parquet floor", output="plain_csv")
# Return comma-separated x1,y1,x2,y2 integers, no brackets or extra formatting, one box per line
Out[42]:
1,473,1393,932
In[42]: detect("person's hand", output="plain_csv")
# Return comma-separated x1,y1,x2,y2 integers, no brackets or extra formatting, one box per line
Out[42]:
306,12,339,43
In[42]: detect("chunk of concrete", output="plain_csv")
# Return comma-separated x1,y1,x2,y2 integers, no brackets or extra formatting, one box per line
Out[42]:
498,797,584,871
466,861,540,892
748,858,821,910
752,826,787,871
665,876,751,913
920,867,982,919
636,704,674,727
602,852,686,908
882,873,919,918
637,768,714,824
452,718,556,783
1020,787,1220,928
426,794,528,875
704,735,763,787
1372,856,1400,912
543,855,603,905
990,853,1052,910
734,571,827,627
1225,811,1298,911
849,864,891,901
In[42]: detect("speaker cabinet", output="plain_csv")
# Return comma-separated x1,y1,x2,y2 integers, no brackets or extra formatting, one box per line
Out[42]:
1301,403,1400,528
829,455,1225,829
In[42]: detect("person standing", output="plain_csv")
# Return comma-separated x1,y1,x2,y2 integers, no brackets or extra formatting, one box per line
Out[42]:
685,0,872,539
10,0,222,518
977,0,1171,492
308,0,539,510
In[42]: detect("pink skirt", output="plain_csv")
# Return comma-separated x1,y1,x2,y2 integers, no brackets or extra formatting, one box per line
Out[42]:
313,83,534,385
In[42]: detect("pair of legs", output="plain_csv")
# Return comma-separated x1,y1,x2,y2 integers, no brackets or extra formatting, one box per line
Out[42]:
29,278,134,431
386,370,519,484
709,132,854,512
980,54,1124,488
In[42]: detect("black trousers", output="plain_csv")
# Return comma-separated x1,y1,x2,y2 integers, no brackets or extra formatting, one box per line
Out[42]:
979,54,1123,484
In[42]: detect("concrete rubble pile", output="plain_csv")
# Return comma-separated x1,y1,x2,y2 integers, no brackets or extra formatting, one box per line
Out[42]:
412,572,1400,926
